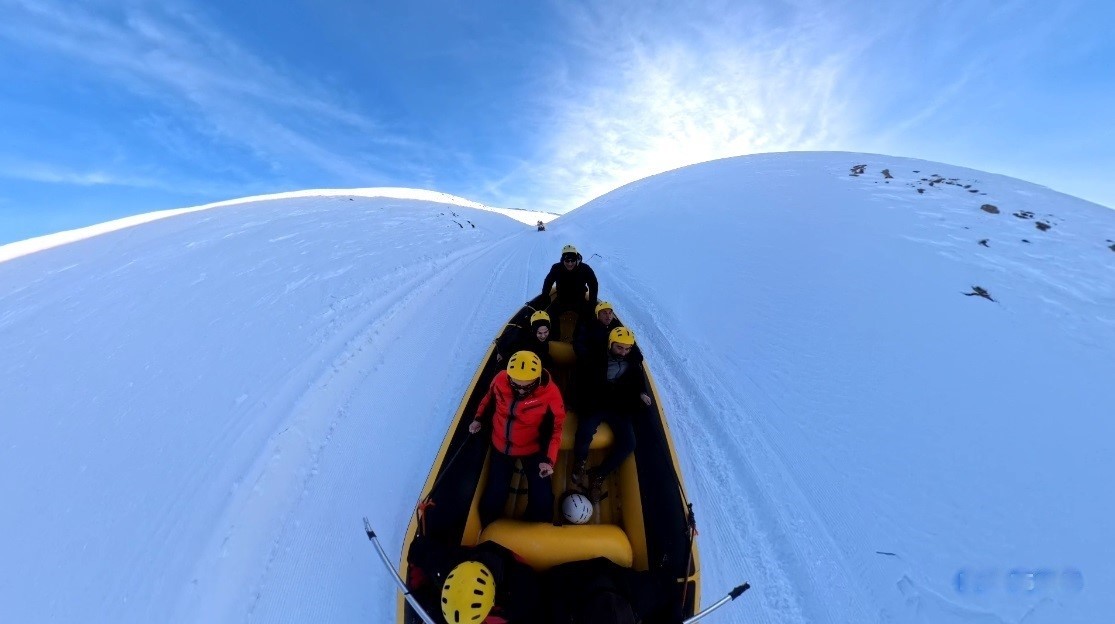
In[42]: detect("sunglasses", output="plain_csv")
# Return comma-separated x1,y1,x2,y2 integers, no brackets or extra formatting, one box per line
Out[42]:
510,378,540,394
562,255,578,263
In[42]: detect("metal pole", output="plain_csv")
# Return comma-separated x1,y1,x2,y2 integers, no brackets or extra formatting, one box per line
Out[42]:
682,582,750,624
363,517,438,624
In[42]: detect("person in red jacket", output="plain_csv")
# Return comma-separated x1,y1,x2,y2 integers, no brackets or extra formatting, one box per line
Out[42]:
470,350,566,526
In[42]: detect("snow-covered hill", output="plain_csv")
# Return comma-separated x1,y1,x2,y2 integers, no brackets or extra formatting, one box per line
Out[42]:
1,153,1111,623
0,187,553,263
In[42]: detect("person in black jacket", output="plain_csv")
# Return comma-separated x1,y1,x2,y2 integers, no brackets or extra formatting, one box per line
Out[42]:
541,245,599,340
572,301,622,364
571,327,651,499
406,534,541,623
569,301,622,409
494,295,550,362
498,310,554,371
541,556,682,624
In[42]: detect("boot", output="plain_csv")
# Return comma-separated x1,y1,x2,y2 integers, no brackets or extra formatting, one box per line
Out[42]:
571,458,589,488
588,473,607,503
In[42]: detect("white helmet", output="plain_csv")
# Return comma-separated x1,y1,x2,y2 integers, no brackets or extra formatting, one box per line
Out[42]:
562,492,593,524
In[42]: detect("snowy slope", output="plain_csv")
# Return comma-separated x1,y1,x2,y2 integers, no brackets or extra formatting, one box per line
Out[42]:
0,187,552,263
551,153,1115,624
1,153,1112,624
0,196,540,622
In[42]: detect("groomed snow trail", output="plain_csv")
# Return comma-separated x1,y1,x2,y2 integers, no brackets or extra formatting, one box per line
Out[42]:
590,254,844,624
0,196,543,623
194,227,558,622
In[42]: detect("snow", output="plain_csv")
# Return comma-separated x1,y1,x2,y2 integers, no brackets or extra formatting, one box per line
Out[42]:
1,152,1111,623
0,187,552,264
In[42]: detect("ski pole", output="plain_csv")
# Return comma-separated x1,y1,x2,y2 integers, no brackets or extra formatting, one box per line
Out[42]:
682,582,750,624
363,517,438,624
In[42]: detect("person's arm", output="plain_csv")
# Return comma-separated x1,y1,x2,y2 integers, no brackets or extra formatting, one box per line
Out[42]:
639,367,652,405
545,391,567,466
541,264,559,298
585,265,599,304
633,348,652,405
495,325,520,361
470,379,497,433
571,320,588,358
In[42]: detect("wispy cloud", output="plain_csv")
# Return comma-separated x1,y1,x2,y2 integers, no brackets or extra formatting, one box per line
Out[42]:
510,0,861,212
0,160,172,190
501,0,1111,213
0,0,406,184
0,158,253,201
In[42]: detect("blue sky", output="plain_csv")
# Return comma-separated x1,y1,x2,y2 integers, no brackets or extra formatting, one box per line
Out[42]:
1,0,1112,244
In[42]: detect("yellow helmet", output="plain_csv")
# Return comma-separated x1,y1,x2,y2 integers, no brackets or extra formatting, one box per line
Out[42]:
595,301,613,315
441,561,495,624
562,244,579,256
609,327,635,346
507,351,543,382
529,310,551,326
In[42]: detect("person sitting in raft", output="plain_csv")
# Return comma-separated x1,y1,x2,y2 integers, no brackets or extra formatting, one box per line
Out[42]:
470,351,566,525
